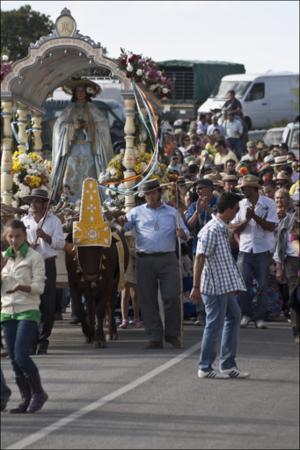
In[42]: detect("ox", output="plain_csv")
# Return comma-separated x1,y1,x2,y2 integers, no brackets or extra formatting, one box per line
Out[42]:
65,228,129,348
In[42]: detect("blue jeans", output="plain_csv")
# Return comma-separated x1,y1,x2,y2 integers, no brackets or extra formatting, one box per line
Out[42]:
2,320,39,377
237,251,271,320
199,294,241,371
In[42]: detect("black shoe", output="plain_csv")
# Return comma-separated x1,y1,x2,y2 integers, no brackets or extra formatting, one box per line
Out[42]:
26,371,48,413
54,312,63,321
69,317,81,325
37,342,48,355
144,341,163,349
165,336,182,348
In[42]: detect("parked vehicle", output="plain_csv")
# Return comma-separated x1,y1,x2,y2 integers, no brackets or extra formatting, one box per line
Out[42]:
262,127,285,147
198,72,299,130
282,121,300,158
247,129,267,143
157,60,245,122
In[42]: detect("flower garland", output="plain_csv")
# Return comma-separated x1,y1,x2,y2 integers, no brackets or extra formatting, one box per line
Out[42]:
118,49,172,100
1,55,12,82
11,151,51,206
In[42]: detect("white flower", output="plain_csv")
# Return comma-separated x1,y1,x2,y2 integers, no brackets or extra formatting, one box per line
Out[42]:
2,55,9,62
109,168,117,176
18,154,29,164
136,69,143,76
126,63,134,73
162,87,169,94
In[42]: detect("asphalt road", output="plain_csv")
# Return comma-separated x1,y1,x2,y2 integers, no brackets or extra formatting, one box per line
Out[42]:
1,317,299,450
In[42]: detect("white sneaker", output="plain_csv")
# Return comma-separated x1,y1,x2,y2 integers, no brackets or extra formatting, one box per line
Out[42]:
240,315,251,328
256,320,267,329
221,367,250,379
198,369,230,379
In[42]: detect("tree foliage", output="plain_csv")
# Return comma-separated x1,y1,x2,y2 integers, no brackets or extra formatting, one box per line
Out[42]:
1,4,53,61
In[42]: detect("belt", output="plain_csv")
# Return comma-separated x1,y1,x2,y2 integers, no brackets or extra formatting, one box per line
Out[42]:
136,252,174,257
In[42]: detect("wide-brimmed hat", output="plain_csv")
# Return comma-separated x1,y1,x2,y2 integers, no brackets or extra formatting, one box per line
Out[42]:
63,78,101,97
194,178,214,190
222,174,238,182
275,171,290,181
263,154,275,164
141,179,161,194
271,155,289,167
22,188,50,204
237,174,260,189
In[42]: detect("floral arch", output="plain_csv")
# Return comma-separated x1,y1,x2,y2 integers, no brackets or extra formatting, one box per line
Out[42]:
1,7,140,207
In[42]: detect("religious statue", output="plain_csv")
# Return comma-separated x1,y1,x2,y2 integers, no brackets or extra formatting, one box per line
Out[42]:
50,79,114,201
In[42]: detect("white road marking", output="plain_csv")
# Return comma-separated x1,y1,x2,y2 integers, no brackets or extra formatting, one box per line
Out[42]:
6,342,200,450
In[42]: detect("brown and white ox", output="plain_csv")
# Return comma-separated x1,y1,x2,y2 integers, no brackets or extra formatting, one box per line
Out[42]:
64,229,129,348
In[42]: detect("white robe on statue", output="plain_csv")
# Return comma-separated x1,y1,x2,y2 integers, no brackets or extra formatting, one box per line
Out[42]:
51,101,113,201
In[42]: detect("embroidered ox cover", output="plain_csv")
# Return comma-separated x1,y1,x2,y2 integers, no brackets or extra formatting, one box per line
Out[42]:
73,178,112,247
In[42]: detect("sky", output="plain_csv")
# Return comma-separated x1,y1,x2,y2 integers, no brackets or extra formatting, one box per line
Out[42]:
1,1,299,74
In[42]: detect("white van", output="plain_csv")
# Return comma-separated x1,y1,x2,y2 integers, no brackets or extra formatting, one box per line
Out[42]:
198,72,299,129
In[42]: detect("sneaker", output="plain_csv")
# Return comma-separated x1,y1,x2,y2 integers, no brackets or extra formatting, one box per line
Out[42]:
256,320,267,329
198,369,230,379
240,315,251,328
221,367,250,379
118,320,128,329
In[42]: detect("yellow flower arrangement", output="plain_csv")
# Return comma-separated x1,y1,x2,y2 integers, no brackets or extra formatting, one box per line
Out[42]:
11,151,51,206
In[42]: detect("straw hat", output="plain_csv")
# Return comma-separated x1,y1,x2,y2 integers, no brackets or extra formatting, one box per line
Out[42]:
222,174,238,182
63,78,101,97
275,171,290,181
22,188,50,204
237,174,260,188
271,155,289,167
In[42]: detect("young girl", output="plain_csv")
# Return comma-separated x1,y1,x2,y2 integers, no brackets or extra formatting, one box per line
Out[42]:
1,219,48,413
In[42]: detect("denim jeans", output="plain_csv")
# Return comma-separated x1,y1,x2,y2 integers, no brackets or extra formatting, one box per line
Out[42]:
2,320,39,378
199,294,241,372
237,251,272,320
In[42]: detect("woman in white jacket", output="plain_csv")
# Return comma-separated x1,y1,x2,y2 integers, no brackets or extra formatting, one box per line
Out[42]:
1,219,48,413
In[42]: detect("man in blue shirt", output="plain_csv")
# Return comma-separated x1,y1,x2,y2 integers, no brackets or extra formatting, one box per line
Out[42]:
185,179,218,256
123,179,189,349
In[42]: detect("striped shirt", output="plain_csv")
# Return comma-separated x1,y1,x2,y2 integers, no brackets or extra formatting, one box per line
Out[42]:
196,215,246,295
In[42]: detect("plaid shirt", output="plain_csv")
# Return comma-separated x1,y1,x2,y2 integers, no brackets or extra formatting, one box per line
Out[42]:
196,215,246,295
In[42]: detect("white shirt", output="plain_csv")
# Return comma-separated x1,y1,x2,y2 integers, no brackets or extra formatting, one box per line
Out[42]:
231,195,279,253
224,119,243,139
22,212,65,260
1,247,45,315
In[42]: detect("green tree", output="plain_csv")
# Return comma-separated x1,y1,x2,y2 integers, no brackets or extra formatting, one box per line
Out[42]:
1,4,53,61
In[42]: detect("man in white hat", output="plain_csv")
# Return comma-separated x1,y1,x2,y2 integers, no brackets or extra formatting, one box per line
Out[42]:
21,189,65,354
229,175,279,329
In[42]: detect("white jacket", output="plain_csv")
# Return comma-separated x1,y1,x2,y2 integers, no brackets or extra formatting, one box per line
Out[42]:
1,247,45,315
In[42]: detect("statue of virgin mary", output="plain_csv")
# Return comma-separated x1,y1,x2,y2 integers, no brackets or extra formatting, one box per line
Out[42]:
50,78,114,201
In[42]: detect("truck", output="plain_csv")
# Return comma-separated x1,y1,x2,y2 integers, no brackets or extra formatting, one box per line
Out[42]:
198,72,299,129
157,60,245,123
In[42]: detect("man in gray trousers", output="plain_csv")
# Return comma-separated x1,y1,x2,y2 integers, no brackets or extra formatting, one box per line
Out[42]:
123,179,189,349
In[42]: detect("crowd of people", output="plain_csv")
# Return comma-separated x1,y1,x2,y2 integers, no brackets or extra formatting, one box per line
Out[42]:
1,89,299,410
